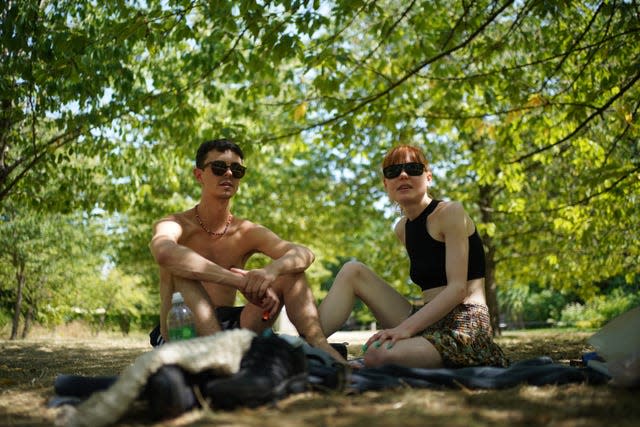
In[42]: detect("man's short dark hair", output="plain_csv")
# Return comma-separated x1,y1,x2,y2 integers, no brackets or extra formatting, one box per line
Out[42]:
196,139,244,168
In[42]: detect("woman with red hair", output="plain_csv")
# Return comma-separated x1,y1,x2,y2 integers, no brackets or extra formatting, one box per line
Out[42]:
319,145,508,369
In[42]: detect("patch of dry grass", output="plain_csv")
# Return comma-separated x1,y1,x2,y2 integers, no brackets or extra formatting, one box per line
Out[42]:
0,328,638,427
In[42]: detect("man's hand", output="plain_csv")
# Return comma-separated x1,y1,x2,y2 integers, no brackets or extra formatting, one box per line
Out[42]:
233,267,277,301
231,267,280,318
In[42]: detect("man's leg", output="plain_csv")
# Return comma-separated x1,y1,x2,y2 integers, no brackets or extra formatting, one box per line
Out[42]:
160,268,222,341
238,303,281,335
257,272,347,363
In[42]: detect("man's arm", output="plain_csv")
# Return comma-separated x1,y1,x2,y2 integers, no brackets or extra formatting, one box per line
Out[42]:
149,218,245,289
235,225,315,303
264,241,315,276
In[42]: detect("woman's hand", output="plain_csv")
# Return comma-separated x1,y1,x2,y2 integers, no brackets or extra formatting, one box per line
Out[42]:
363,325,412,352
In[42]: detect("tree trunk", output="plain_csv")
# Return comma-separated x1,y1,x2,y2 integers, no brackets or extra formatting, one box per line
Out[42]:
484,244,501,335
21,305,33,339
478,184,501,335
10,261,25,340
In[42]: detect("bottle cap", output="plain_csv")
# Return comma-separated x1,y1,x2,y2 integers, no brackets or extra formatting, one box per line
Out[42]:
171,292,184,304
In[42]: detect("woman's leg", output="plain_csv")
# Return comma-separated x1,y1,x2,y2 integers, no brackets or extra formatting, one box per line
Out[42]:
362,336,443,368
318,260,412,336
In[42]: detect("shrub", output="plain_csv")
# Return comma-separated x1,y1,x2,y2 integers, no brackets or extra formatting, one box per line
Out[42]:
498,283,573,328
559,288,640,328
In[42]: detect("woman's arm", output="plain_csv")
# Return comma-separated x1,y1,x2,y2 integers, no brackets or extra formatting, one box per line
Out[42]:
367,202,472,347
402,202,470,333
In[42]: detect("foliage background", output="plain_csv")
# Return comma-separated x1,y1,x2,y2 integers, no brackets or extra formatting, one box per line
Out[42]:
1,0,638,337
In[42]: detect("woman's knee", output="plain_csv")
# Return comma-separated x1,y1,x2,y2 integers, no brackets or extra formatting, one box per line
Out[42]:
364,338,444,369
326,261,363,294
337,260,367,282
363,346,394,368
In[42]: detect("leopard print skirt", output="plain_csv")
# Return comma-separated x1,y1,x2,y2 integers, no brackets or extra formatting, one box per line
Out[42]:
416,303,509,368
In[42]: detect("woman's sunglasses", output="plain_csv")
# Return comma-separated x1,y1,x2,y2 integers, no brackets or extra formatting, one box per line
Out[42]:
202,160,247,179
382,162,425,179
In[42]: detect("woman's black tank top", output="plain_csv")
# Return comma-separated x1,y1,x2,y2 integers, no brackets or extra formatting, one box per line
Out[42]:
405,199,486,290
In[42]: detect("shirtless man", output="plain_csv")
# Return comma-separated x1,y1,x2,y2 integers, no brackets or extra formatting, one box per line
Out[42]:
149,138,345,362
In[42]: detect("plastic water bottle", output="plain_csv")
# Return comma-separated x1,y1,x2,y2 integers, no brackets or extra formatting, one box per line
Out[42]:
167,292,196,341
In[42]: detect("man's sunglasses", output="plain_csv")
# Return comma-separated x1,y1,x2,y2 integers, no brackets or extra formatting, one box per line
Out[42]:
202,160,247,179
382,162,425,179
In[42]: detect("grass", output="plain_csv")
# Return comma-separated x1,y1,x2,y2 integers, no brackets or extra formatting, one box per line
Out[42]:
0,326,638,427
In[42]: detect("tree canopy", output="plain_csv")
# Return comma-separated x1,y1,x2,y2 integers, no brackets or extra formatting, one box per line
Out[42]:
2,0,638,335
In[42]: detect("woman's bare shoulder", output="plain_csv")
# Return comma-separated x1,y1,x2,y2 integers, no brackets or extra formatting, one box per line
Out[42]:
434,200,475,234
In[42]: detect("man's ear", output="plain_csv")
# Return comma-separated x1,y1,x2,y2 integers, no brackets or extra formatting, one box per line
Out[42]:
193,167,204,184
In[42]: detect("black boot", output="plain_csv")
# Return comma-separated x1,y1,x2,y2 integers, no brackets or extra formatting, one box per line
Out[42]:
203,334,308,410
304,343,349,392
145,365,198,420
330,342,349,360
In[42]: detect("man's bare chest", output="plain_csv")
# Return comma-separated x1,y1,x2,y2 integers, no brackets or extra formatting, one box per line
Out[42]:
181,234,250,269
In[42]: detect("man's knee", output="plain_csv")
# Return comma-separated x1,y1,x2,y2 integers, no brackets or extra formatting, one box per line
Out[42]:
272,271,308,289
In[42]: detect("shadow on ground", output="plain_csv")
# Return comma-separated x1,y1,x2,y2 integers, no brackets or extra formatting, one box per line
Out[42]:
1,330,638,427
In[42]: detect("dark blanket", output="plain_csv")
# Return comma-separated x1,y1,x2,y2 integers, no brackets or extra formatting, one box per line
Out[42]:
349,356,610,392
53,356,610,405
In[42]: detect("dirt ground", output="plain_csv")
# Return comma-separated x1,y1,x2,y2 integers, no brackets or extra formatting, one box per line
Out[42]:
0,328,638,427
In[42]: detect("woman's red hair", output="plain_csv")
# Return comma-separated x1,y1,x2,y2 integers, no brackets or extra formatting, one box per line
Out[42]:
382,145,430,170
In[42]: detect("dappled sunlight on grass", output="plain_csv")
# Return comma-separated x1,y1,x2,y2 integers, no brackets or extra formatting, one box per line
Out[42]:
1,329,638,427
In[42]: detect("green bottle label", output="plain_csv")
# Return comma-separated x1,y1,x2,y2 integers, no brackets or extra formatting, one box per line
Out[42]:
181,325,196,339
169,325,196,341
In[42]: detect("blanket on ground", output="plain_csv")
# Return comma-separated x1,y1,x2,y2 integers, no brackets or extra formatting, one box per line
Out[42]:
349,356,610,392
52,332,611,426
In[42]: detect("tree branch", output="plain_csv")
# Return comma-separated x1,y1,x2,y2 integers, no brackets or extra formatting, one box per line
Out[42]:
261,0,516,143
357,0,417,65
603,99,640,166
510,67,640,164
486,165,640,217
541,1,605,91
0,130,83,202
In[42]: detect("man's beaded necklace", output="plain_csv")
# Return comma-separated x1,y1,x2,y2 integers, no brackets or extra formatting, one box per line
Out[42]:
194,204,232,237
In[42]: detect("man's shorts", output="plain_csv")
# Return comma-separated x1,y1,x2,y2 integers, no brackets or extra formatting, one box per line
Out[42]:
149,306,244,347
